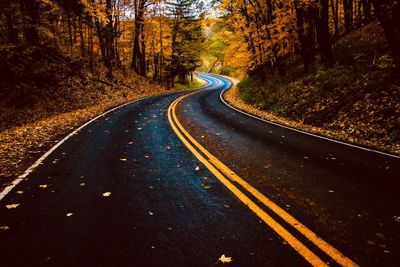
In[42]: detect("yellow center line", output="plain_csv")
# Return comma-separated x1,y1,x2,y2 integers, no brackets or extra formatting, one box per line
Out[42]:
167,90,358,267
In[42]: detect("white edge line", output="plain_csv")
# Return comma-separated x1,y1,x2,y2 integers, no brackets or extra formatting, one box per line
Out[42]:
216,76,400,159
0,79,217,202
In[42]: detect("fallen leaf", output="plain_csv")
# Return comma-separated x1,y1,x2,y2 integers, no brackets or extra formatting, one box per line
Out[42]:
103,192,111,197
149,211,154,216
219,254,233,264
0,226,10,230
16,190,24,194
6,204,20,209
39,184,48,188
195,166,200,171
66,212,73,217
80,183,85,187
120,158,128,161
203,185,212,190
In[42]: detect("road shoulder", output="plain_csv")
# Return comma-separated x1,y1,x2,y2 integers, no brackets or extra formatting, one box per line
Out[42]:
0,87,169,191
222,79,400,157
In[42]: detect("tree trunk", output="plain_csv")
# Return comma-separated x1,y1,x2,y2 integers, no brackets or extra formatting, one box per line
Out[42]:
4,0,19,44
131,0,147,76
78,16,86,57
295,1,316,71
67,11,73,48
343,0,353,32
19,0,40,45
372,0,400,64
330,0,339,37
361,0,371,19
316,0,333,66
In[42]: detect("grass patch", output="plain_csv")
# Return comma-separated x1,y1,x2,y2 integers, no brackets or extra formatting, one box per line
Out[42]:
173,78,205,91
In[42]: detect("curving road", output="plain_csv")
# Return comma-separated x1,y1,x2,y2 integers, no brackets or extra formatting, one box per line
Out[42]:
0,73,399,266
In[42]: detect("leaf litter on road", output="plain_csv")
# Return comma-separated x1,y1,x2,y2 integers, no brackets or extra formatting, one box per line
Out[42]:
102,192,112,197
6,204,20,209
210,254,233,266
219,255,233,263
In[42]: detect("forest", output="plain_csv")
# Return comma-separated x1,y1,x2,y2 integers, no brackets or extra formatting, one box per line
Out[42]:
205,0,400,153
0,0,205,86
0,0,206,180
209,0,400,74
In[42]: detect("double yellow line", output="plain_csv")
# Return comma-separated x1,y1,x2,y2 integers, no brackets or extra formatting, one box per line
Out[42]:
168,91,358,267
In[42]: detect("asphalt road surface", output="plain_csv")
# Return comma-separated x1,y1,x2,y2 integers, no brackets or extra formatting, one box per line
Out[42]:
1,73,399,266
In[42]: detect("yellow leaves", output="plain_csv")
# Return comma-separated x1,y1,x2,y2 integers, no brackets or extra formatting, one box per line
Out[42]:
39,184,48,188
219,254,233,264
202,184,212,190
102,192,112,197
6,204,20,209
80,0,109,25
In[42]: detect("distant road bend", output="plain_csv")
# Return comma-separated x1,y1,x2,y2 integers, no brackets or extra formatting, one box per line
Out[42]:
0,73,399,266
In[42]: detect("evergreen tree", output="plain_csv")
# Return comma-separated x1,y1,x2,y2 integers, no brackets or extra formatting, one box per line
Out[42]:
165,0,204,87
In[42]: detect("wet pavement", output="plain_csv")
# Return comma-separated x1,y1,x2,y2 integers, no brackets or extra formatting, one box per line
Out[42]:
0,73,399,266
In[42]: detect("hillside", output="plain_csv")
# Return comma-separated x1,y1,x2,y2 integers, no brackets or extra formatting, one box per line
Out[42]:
0,45,166,188
226,22,400,155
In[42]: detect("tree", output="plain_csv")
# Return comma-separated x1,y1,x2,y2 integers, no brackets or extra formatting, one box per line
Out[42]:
165,0,204,87
372,0,400,64
19,0,41,45
131,0,148,76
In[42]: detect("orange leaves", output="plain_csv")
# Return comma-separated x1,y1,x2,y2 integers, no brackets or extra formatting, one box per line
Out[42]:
80,0,109,25
220,0,298,70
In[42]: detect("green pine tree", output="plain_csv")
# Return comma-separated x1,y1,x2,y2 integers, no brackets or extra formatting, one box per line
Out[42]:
165,0,204,86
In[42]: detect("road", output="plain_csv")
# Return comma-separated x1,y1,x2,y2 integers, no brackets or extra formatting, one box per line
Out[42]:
1,73,399,266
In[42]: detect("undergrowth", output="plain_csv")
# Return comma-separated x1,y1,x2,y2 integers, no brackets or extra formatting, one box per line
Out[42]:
237,22,400,147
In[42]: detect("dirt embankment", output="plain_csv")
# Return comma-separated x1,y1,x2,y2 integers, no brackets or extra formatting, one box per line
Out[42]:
224,22,400,156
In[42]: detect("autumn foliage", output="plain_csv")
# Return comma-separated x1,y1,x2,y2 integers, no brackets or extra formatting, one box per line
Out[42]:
212,0,400,153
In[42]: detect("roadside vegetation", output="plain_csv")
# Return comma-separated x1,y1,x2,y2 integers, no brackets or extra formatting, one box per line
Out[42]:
0,0,206,186
173,76,206,91
208,1,400,154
